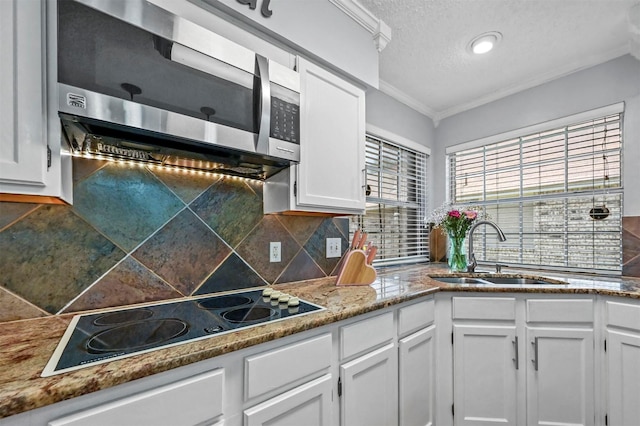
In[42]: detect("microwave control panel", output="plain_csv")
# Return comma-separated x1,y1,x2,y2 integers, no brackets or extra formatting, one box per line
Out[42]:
270,97,299,144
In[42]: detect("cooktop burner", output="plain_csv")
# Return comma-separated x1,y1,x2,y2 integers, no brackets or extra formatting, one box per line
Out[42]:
42,289,324,377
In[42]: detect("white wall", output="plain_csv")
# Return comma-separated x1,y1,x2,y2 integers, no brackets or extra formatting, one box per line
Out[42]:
434,54,640,215
366,88,437,208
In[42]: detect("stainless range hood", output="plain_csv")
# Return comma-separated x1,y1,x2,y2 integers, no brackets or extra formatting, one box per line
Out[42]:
56,0,301,180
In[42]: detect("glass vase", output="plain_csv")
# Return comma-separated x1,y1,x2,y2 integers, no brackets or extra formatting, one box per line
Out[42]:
447,232,467,272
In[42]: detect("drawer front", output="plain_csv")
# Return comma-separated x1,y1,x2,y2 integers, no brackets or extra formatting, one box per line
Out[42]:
452,297,516,321
340,311,394,360
606,300,640,330
398,298,434,337
49,369,224,426
245,333,332,400
526,298,593,323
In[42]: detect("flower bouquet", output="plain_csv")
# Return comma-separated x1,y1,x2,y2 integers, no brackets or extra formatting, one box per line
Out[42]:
426,203,481,271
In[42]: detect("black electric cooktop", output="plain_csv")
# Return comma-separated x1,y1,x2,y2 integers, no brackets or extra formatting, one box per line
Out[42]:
42,289,324,377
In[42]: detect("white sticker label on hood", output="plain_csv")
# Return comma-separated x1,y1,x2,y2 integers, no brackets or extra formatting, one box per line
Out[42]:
67,93,86,109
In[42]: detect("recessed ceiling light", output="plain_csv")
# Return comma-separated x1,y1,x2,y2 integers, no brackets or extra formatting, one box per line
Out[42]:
468,31,502,55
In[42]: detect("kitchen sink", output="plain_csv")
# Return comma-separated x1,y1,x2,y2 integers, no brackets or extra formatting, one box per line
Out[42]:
429,274,566,286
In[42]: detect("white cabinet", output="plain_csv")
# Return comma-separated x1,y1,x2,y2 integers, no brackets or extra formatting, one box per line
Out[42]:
525,327,594,426
445,295,595,426
340,343,398,426
0,0,71,203
604,300,640,426
244,374,333,426
451,297,518,425
264,57,365,215
525,299,595,426
399,325,435,426
49,369,225,426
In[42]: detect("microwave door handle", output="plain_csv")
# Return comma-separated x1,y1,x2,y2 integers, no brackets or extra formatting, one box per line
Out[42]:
255,54,270,154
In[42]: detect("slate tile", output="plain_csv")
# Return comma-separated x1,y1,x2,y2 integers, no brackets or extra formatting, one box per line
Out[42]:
276,250,326,284
333,217,350,239
304,218,349,275
72,162,185,251
191,178,263,247
0,287,48,322
72,156,107,184
623,254,640,278
236,216,300,284
0,202,39,231
622,228,640,264
148,166,220,205
63,256,183,313
195,253,267,295
132,209,231,295
277,215,323,245
0,205,125,313
623,216,640,239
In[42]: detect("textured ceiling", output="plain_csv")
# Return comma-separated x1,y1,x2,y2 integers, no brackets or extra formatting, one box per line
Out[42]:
358,0,640,122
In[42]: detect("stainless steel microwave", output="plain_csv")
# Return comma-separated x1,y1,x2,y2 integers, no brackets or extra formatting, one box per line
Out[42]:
56,0,300,179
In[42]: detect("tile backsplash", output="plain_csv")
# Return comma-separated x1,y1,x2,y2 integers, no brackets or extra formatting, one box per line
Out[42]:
0,158,349,323
623,216,640,277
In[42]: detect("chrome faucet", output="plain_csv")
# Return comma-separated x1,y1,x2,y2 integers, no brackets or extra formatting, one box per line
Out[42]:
467,220,507,273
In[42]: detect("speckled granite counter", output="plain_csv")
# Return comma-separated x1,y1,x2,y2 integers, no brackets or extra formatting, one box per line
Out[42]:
1,263,640,419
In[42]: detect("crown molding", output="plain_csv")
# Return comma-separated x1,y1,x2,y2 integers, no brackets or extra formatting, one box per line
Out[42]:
328,0,392,52
378,80,438,120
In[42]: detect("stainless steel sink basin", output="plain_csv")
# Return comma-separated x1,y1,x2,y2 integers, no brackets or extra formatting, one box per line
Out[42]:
429,274,566,286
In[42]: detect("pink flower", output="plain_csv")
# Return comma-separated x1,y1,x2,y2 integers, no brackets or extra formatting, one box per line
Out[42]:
448,210,461,218
465,211,477,220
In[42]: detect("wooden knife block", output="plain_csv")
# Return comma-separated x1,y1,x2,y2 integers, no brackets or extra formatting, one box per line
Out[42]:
335,250,377,286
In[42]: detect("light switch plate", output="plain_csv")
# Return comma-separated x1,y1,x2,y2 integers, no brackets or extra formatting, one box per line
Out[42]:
270,242,281,262
326,238,342,258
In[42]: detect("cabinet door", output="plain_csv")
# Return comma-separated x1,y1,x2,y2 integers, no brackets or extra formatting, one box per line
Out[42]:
296,57,365,213
399,325,435,426
244,374,332,426
526,327,594,426
0,0,48,187
606,329,640,426
340,343,398,426
453,324,518,425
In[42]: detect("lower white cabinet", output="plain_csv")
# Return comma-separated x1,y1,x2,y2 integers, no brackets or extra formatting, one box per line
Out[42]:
49,369,225,426
244,374,333,426
525,327,594,426
340,343,398,426
453,324,518,425
398,325,436,426
605,299,640,425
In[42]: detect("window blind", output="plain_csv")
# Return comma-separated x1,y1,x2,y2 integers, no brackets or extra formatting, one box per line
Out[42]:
448,111,623,274
351,135,429,265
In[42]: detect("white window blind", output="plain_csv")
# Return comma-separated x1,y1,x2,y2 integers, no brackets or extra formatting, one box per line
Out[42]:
448,111,623,274
351,135,429,265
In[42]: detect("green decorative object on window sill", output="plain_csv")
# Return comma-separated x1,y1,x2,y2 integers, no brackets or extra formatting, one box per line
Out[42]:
447,231,467,272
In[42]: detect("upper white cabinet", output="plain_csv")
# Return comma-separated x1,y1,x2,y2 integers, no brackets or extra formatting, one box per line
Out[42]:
264,57,365,215
0,0,71,203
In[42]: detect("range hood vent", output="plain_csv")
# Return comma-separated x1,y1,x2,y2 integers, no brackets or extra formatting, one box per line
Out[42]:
61,114,291,180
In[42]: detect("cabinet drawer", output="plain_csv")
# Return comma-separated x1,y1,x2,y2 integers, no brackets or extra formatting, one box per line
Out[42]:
526,299,593,323
606,300,640,330
452,297,516,320
49,369,224,426
341,312,394,359
245,333,331,400
398,298,434,337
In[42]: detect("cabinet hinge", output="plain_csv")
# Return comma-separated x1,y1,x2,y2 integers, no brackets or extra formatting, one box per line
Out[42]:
337,377,342,397
604,339,607,352
452,403,455,417
47,146,51,169
451,332,454,345
293,181,297,197
605,414,608,425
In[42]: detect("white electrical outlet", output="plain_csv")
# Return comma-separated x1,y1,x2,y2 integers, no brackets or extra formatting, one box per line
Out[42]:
270,242,281,262
326,238,342,258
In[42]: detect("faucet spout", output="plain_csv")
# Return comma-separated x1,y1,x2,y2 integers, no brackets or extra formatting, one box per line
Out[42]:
467,220,507,273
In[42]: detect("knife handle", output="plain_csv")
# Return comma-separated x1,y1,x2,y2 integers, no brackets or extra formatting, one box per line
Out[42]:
358,233,368,249
366,246,377,264
351,230,361,250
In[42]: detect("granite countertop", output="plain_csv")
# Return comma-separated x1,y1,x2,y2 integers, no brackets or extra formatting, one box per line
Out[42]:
1,263,640,419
